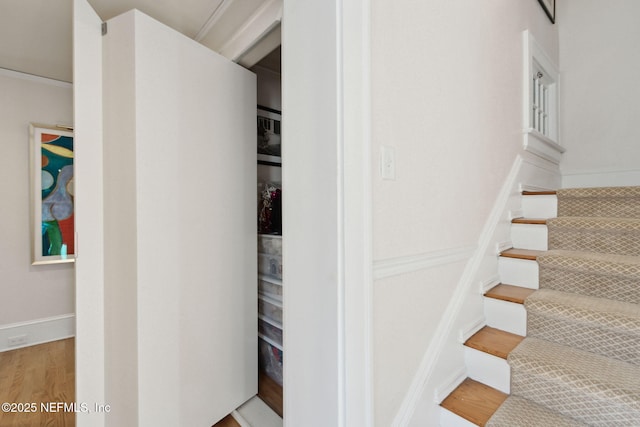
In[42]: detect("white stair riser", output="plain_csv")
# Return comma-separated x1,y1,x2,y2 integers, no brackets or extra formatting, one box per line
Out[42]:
464,347,510,394
484,298,527,336
498,257,538,289
441,193,553,426
510,224,548,251
521,195,557,218
440,407,480,427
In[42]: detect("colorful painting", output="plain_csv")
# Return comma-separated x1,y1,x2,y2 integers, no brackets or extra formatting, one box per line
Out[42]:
30,124,75,264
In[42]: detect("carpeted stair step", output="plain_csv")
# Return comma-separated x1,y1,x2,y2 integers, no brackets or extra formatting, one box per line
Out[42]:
537,249,640,304
525,289,640,365
557,186,640,218
547,216,640,256
486,395,587,427
508,337,640,426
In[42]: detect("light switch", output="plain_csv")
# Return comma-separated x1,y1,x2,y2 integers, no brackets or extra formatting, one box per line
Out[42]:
380,145,396,180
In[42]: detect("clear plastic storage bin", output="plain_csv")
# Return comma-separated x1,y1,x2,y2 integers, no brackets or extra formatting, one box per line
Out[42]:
259,318,283,346
258,253,283,280
258,234,282,256
258,294,282,324
258,276,282,300
258,336,283,386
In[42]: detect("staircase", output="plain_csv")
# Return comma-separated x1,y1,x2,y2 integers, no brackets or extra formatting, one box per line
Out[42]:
440,186,640,426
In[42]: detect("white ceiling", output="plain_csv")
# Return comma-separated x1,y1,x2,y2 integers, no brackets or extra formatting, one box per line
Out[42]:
0,0,281,83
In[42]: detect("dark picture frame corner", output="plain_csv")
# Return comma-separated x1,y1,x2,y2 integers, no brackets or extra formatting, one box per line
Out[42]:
537,0,556,24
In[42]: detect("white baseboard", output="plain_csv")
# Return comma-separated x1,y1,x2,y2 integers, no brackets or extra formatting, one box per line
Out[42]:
479,276,501,295
495,241,513,255
433,366,467,404
509,208,524,221
0,314,75,352
458,317,486,344
562,168,640,188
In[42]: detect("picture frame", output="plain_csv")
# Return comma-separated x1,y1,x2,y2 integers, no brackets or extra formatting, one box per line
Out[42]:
257,105,282,166
538,0,555,24
30,123,75,265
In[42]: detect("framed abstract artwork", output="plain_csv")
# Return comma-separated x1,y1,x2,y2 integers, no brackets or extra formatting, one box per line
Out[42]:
30,123,75,265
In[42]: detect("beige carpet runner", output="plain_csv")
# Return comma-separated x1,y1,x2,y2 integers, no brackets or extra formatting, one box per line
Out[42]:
487,186,640,426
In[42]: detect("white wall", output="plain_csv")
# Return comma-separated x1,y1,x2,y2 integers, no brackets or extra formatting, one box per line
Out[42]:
370,1,558,424
558,0,640,188
0,70,74,349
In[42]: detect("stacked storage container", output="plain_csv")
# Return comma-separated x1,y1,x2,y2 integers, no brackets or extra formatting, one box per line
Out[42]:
257,234,283,385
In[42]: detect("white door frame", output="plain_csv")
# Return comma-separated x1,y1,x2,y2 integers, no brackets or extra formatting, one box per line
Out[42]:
282,0,373,426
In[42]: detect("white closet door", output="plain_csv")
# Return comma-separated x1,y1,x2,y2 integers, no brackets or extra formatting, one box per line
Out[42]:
76,5,257,426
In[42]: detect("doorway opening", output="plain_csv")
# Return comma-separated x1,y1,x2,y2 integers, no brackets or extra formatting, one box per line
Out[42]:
253,45,283,419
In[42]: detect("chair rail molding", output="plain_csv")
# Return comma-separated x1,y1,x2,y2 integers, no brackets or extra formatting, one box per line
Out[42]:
373,246,477,281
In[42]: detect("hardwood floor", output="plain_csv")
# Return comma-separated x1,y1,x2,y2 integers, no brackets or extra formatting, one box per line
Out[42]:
258,370,283,418
0,338,75,426
2,339,282,427
212,414,242,427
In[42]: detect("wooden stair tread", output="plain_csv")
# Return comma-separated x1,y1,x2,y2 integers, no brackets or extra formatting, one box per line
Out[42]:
465,326,524,359
485,284,536,304
511,217,547,225
440,378,507,426
499,248,544,261
522,190,557,196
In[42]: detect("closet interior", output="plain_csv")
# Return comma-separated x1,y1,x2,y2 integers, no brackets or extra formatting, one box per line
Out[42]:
252,46,284,414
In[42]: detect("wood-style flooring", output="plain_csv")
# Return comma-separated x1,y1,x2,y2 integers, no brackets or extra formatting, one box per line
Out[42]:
1,338,283,427
213,414,242,427
0,338,75,427
258,370,283,418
